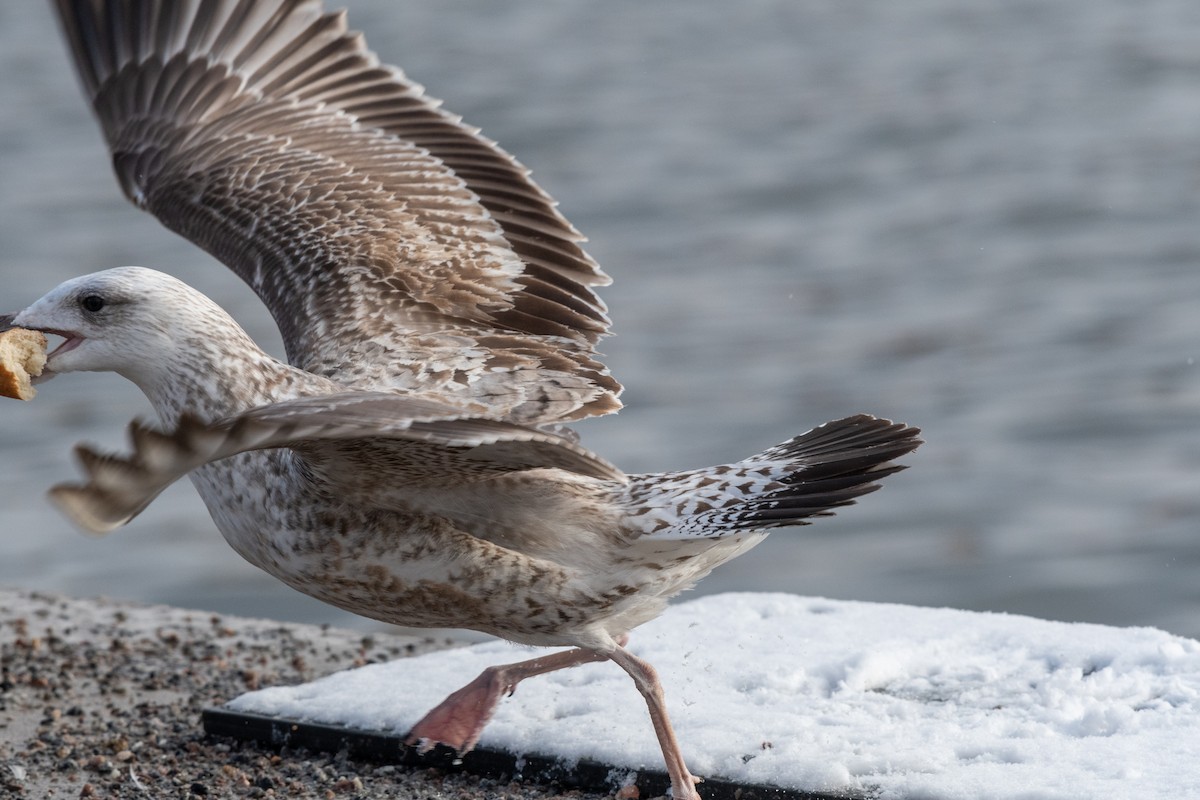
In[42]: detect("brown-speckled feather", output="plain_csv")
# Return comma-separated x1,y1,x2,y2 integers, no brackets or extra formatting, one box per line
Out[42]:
53,0,620,423
50,389,624,534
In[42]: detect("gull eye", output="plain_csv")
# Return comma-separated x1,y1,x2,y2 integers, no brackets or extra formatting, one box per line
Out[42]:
80,294,105,313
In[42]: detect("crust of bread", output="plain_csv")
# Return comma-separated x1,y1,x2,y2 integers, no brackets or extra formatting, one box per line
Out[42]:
0,328,48,401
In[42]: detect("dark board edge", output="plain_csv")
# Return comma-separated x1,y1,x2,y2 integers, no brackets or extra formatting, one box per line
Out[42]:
202,707,865,800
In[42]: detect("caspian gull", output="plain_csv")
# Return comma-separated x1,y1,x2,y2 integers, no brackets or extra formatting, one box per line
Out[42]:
7,3,922,797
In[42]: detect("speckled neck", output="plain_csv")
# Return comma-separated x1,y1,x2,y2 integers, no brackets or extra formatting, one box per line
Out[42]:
137,329,338,427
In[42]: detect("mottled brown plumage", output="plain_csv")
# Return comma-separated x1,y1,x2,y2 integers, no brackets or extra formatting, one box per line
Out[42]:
11,4,925,798
55,0,618,423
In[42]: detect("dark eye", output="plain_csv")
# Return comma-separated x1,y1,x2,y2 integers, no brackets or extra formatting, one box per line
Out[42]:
80,294,105,313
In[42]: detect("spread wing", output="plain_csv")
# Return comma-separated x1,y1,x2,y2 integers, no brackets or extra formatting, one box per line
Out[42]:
50,391,625,534
53,0,621,424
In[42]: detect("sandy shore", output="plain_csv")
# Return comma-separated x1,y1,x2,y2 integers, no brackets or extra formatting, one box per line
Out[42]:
0,588,610,800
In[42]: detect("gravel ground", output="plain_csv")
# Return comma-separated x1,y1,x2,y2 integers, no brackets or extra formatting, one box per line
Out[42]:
0,588,613,800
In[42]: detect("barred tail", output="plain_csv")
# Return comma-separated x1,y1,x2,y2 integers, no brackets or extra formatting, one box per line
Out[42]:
628,415,922,539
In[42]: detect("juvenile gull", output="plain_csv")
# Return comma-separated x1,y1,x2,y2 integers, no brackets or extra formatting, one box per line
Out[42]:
11,2,923,797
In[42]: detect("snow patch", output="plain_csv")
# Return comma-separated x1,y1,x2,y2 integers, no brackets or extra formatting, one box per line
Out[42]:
229,593,1200,799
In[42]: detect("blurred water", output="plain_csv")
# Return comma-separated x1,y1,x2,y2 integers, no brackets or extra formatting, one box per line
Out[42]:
2,1,1199,637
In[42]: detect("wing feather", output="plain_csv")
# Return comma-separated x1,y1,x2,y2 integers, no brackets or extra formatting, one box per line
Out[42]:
53,0,621,423
49,391,624,535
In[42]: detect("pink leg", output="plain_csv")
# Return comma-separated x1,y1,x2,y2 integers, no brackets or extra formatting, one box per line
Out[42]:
404,646,611,754
607,645,702,800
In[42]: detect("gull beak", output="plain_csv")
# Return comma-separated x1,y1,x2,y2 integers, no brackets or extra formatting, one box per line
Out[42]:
1,311,58,384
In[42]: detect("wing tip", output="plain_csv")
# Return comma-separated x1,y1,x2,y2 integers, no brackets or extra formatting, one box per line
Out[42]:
47,483,126,535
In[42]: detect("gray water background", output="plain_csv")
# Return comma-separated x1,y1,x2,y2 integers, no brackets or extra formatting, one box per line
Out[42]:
2,1,1200,637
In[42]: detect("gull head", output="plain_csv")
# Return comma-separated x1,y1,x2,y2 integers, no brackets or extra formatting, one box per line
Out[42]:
13,266,248,392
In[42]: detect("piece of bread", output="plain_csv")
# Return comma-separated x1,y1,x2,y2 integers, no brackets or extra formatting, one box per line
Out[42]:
0,327,48,401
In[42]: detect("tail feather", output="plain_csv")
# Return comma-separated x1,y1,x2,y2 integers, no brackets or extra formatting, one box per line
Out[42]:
764,415,917,464
627,415,921,539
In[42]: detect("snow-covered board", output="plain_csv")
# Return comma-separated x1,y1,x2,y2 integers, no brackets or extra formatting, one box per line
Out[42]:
209,593,1200,799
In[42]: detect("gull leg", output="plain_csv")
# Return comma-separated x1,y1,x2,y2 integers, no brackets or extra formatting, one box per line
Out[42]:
404,646,611,754
607,645,702,800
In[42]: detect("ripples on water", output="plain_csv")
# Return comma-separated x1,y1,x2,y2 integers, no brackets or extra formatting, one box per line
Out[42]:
2,1,1199,636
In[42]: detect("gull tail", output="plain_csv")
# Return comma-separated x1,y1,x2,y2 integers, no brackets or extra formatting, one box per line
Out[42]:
626,415,922,540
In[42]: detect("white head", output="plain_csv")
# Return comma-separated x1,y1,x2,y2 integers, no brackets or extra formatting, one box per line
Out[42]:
13,266,259,397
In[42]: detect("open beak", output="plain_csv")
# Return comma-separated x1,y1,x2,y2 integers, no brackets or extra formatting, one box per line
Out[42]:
1,311,77,383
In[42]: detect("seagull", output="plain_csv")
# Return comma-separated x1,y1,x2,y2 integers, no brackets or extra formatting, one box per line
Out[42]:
9,2,922,797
